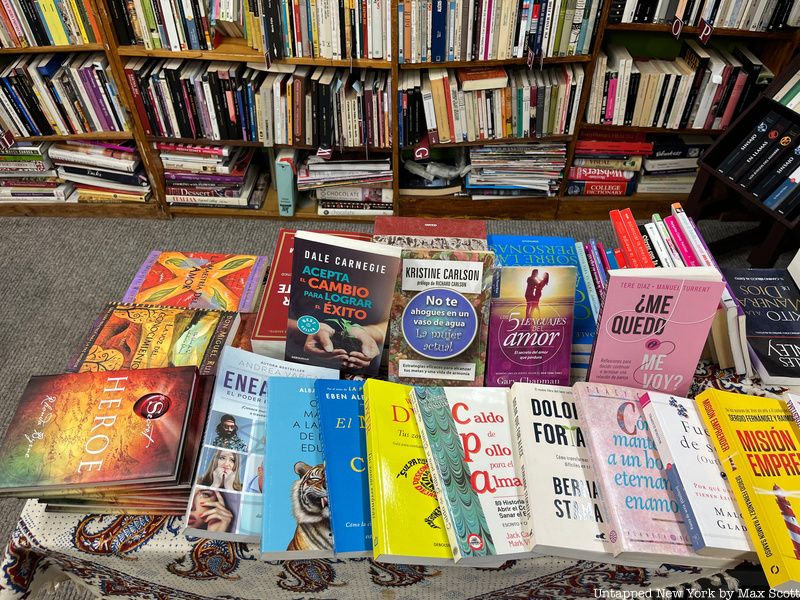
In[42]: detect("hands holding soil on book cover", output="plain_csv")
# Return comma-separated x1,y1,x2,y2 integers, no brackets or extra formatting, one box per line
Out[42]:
292,319,387,371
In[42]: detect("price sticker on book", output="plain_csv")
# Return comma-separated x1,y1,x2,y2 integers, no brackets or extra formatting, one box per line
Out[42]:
400,288,478,360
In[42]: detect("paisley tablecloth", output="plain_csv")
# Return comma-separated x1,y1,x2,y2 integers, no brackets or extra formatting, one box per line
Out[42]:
0,362,784,600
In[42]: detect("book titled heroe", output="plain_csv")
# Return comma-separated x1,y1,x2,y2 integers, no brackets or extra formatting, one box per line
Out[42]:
487,266,576,387
587,267,725,397
285,231,401,378
0,368,199,494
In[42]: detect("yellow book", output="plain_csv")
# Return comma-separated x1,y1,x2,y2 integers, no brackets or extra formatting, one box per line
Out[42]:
39,0,70,45
695,389,800,591
363,379,453,565
65,0,90,42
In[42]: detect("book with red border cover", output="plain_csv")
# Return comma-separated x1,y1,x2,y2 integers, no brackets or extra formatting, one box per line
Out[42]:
620,208,655,268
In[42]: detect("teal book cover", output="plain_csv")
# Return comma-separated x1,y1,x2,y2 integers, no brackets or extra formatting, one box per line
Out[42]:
317,379,372,557
261,377,334,559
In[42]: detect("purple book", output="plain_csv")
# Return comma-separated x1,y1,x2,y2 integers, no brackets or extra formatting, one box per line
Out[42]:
78,64,113,131
486,266,576,387
163,171,245,184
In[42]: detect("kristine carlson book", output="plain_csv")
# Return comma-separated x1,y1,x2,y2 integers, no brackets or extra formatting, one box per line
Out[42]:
284,231,402,378
486,266,576,387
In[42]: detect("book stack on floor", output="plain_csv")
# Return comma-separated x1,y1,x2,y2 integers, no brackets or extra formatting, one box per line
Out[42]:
159,144,268,209
0,143,74,204
609,0,800,31
0,0,101,47
398,0,601,63
586,41,772,131
715,111,800,221
467,144,566,199
0,54,128,137
637,135,713,194
567,134,652,196
398,65,583,147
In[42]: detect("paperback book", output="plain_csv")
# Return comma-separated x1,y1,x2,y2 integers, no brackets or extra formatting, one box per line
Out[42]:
372,217,489,250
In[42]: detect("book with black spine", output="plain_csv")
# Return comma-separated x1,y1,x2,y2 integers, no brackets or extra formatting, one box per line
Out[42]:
726,116,793,182
716,111,780,174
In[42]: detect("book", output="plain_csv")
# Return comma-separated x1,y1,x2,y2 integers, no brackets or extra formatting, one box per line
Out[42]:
183,346,337,542
317,380,372,557
372,216,489,250
388,248,494,386
586,267,725,397
638,390,754,559
284,231,401,378
250,229,373,359
123,251,268,312
67,303,239,376
511,382,614,561
363,378,453,565
0,368,200,495
486,266,575,387
695,388,800,590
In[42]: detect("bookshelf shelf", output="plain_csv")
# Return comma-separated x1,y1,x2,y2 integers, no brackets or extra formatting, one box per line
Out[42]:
399,56,592,69
0,43,105,54
17,132,134,142
147,136,264,148
604,23,798,39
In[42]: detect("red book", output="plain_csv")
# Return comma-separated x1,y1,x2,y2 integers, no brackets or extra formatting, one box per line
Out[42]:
567,180,636,195
613,247,627,268
609,209,641,268
372,216,488,240
620,207,655,268
575,140,654,155
568,167,634,181
123,62,152,136
442,73,457,143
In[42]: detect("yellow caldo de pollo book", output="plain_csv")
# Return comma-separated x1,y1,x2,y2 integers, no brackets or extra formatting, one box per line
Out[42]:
695,389,800,591
363,379,453,565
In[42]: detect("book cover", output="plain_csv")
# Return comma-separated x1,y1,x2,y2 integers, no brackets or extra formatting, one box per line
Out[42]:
123,251,268,312
586,267,725,397
363,378,453,565
0,367,199,494
511,382,613,561
410,385,530,563
372,216,489,250
183,347,337,543
695,389,800,590
261,377,338,559
67,303,239,376
387,248,494,386
317,380,372,557
487,266,575,387
638,391,754,559
250,229,372,359
285,231,401,378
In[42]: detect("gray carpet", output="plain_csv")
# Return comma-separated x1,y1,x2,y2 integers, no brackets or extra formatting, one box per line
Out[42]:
0,215,794,599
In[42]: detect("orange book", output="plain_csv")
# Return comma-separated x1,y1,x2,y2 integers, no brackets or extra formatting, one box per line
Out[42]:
620,207,655,268
455,67,508,91
608,209,641,268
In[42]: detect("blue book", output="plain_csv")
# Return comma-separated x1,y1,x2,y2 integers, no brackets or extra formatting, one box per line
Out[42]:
604,248,619,270
431,0,447,62
488,234,597,357
763,174,799,210
317,380,371,557
261,377,335,559
1,77,40,135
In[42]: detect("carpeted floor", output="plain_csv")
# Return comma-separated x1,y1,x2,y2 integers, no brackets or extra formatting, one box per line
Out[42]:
0,215,794,600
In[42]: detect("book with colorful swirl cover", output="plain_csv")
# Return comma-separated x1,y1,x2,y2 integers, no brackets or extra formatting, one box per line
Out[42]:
0,367,199,495
410,386,529,564
586,267,725,397
123,251,269,312
362,379,453,565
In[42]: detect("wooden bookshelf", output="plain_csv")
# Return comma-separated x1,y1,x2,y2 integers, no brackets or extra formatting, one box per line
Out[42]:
399,55,592,69
17,132,134,142
0,43,104,54
0,201,162,218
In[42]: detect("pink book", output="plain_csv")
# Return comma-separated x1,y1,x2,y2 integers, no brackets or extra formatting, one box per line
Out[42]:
586,267,725,397
719,71,748,130
572,382,735,569
604,77,617,124
663,215,700,267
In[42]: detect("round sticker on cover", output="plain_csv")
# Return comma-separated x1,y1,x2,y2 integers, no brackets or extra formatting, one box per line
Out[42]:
401,288,478,360
297,315,320,335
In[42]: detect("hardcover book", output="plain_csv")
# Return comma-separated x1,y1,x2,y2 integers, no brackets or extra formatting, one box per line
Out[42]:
410,385,530,563
695,389,800,590
363,378,453,565
487,266,576,387
0,368,199,494
586,267,725,397
372,216,489,250
123,251,269,312
638,391,754,559
511,383,614,562
250,229,373,359
184,347,337,543
388,249,494,386
284,231,402,378
67,303,240,376
261,377,339,559
317,380,372,557
573,382,737,569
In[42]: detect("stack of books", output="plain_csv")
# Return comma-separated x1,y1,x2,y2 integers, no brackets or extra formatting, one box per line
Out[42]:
398,0,601,63
0,54,128,137
774,69,800,114
52,141,151,204
0,0,101,47
609,0,800,31
160,144,269,209
0,142,74,204
466,144,566,198
567,134,653,196
637,135,713,194
586,41,772,131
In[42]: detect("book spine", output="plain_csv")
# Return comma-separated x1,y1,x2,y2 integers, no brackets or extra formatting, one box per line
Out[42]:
636,224,661,268
620,207,655,268
653,213,684,266
644,221,674,268
716,112,779,175
663,214,700,266
574,241,600,323
363,385,386,560
612,247,627,268
66,303,115,372
583,241,605,295
608,209,641,268
200,311,238,375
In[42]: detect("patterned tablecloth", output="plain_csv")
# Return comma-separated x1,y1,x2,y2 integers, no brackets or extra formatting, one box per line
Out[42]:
0,362,785,600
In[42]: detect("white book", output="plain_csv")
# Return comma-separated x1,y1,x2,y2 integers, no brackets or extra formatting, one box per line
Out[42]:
622,0,637,21
607,44,631,126
68,55,102,131
545,0,562,57
653,215,685,267
788,0,800,26
539,0,555,59
588,51,606,123
569,65,584,134
644,222,674,268
28,55,69,135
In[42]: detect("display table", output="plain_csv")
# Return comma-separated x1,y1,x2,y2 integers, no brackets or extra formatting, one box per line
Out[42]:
0,362,784,600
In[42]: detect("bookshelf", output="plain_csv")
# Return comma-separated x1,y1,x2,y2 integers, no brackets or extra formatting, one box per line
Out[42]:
0,0,797,220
